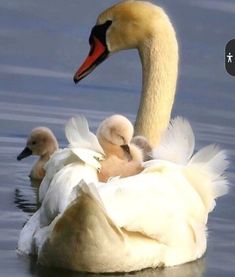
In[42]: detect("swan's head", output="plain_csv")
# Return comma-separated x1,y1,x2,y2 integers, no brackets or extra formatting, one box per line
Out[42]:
74,0,169,83
97,114,134,158
17,127,58,160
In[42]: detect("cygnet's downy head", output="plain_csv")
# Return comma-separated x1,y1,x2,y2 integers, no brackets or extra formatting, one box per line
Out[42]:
97,115,134,159
17,127,58,161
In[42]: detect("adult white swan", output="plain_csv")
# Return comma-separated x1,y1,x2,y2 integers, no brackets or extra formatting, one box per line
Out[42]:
74,0,178,147
18,0,228,273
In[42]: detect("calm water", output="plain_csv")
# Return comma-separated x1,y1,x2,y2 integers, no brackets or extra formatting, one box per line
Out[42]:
0,0,234,276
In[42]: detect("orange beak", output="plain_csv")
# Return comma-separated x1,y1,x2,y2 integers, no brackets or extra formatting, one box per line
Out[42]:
73,36,109,83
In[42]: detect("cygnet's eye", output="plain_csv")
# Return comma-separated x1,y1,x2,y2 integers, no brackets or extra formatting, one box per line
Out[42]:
32,141,37,145
120,135,125,144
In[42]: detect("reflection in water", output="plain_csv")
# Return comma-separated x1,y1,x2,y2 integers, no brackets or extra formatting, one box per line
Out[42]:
14,178,41,215
26,258,205,277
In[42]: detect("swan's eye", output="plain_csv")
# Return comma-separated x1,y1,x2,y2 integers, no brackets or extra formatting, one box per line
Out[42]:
32,141,36,145
89,20,112,46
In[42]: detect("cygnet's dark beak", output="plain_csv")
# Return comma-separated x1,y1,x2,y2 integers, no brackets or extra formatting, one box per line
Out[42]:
121,144,132,161
17,147,32,161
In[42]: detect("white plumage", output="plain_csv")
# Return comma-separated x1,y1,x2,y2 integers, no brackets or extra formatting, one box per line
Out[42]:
152,117,195,164
18,116,228,272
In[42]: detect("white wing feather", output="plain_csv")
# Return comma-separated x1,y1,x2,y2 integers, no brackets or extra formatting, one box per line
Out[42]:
153,117,195,165
39,148,78,202
65,115,104,154
71,148,103,170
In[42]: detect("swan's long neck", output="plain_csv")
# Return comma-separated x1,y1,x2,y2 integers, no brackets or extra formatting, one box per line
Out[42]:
134,25,179,147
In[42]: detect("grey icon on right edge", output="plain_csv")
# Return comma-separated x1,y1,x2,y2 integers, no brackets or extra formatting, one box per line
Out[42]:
225,39,235,76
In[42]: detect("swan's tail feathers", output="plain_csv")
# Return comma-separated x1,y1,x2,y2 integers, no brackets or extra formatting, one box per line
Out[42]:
184,144,229,212
65,115,105,154
153,117,195,165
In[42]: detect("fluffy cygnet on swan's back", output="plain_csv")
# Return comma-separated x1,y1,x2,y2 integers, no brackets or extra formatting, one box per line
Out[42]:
96,115,143,182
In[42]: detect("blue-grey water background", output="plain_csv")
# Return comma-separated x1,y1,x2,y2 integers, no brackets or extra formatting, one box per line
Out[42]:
0,0,234,276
